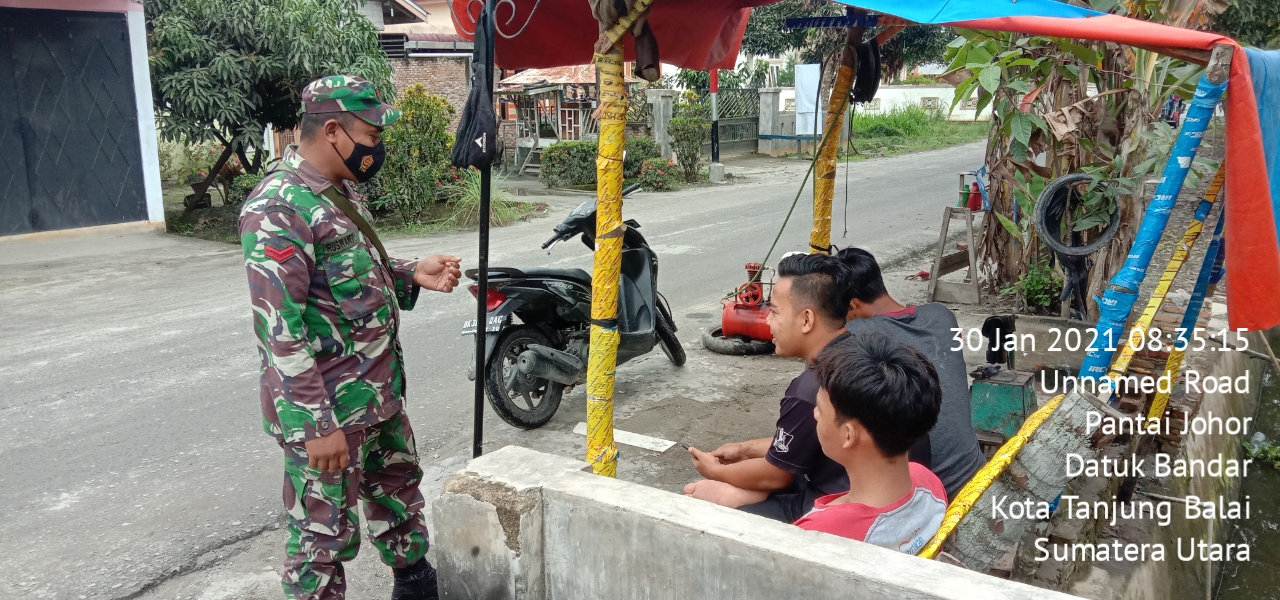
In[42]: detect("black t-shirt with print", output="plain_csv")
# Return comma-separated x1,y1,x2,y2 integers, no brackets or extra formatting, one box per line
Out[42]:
764,366,850,495
764,334,933,497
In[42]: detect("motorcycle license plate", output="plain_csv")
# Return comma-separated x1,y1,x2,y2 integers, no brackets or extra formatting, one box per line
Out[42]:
461,315,505,336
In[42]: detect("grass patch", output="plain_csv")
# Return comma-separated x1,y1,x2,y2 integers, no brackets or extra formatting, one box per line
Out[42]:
841,105,988,162
165,204,242,244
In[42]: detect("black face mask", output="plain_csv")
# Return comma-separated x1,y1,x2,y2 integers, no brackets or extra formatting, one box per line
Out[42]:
334,124,385,183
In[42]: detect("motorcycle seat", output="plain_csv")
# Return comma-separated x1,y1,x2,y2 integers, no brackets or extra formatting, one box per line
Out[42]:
465,267,591,284
520,267,592,284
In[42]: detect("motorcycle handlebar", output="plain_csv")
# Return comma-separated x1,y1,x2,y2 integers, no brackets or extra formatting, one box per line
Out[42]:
541,233,564,250
542,184,641,249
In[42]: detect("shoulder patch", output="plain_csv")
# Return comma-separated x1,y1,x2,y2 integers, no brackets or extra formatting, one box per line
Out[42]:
263,205,297,216
322,232,359,255
263,237,297,262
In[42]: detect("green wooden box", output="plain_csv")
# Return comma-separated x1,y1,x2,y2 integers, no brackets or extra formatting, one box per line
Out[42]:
970,369,1037,440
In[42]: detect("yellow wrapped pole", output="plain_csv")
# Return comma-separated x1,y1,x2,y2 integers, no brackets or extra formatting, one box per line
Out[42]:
917,394,1067,559
810,26,862,254
586,47,627,477
1105,166,1225,382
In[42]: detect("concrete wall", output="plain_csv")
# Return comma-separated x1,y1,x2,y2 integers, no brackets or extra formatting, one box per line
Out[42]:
763,85,992,123
433,446,1084,600
390,55,469,130
359,0,385,30
867,85,993,121
1105,332,1265,600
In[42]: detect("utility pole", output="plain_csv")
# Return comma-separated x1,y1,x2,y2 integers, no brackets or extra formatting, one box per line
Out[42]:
784,11,909,254
709,68,724,182
809,10,862,255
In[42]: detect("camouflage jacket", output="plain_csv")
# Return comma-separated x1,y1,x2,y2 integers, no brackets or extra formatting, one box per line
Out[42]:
239,146,419,443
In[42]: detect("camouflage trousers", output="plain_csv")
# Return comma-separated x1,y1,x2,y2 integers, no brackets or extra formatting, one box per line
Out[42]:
280,410,430,600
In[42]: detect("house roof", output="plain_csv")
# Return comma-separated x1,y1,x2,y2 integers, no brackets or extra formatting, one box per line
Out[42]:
497,65,639,91
405,32,470,43
389,0,431,22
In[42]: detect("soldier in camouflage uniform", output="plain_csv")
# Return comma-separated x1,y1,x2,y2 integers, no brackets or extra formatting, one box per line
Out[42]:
239,75,461,600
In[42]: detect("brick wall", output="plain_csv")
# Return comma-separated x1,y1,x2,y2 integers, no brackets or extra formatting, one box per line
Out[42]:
1121,288,1216,455
390,55,469,130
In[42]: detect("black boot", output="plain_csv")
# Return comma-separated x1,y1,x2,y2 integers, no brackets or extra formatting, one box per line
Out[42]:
392,558,438,600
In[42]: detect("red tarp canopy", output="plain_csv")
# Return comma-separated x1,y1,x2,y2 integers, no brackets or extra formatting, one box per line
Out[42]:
449,0,774,71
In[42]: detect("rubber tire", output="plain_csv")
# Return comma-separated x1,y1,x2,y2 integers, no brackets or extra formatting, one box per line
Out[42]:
701,326,774,356
656,310,686,367
485,327,564,430
1034,172,1122,257
852,39,882,104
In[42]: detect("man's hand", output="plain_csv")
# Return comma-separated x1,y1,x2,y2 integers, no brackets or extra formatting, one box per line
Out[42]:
710,442,751,464
414,255,462,292
305,429,350,473
688,447,725,480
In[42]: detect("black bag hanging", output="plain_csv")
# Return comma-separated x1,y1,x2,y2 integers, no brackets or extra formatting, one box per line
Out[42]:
451,3,497,169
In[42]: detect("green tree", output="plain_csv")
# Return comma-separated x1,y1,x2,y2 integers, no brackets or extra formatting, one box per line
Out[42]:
1214,0,1280,49
741,0,842,60
880,26,955,83
776,57,797,86
146,0,393,200
674,60,769,92
375,84,455,223
669,93,710,183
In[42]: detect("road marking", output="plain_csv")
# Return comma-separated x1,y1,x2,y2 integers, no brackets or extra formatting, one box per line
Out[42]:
572,422,676,452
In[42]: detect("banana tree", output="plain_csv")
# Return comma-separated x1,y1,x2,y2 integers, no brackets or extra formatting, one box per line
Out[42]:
944,0,1225,318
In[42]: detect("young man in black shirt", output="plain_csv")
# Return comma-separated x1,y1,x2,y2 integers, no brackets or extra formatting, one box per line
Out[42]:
684,253,883,522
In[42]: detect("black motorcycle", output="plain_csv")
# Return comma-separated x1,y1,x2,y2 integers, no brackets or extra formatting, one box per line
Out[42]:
462,190,685,429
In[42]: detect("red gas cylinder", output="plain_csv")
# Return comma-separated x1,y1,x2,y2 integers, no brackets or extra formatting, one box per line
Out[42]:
721,300,772,342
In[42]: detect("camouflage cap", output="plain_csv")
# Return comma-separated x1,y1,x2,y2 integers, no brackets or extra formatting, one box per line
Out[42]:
300,75,400,127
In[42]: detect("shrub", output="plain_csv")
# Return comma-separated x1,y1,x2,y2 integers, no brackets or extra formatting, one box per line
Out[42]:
1000,258,1063,312
377,83,455,223
440,167,527,227
637,158,680,191
624,137,661,179
540,136,664,188
539,140,598,188
674,90,711,120
228,172,265,207
668,115,709,183
901,73,938,85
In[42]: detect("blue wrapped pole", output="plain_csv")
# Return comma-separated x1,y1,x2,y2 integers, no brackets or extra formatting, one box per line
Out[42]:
1180,208,1227,344
1078,74,1228,382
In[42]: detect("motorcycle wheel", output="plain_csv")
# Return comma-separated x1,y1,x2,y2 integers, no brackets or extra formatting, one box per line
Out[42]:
655,310,686,367
485,326,565,430
656,292,677,332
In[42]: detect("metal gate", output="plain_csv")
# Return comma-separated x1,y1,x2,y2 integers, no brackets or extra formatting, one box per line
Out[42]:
0,8,147,236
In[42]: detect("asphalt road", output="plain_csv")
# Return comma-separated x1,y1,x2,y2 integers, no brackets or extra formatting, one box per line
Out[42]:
0,142,983,599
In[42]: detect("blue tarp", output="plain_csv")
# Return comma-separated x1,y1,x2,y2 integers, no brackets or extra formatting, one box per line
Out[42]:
826,0,1103,24
1245,48,1280,247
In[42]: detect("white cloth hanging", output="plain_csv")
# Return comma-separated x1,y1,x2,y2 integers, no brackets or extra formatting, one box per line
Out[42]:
795,64,823,137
